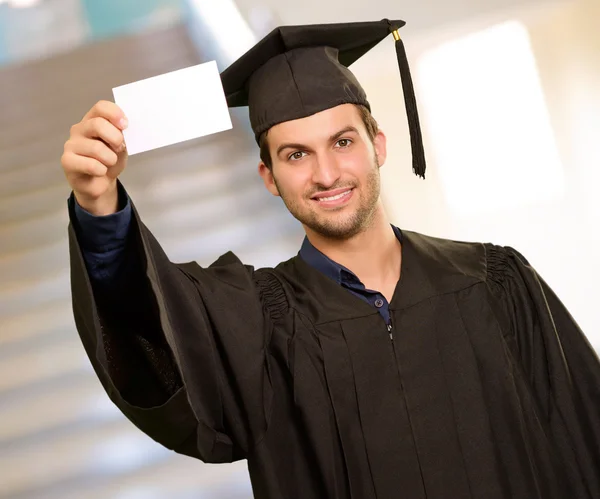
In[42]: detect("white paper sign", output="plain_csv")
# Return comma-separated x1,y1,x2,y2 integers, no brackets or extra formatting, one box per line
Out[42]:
112,61,233,155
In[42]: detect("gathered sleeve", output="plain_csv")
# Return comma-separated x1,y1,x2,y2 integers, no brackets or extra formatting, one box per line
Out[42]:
486,244,600,497
68,200,287,464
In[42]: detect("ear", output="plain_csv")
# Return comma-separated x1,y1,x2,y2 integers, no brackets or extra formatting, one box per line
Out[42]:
258,162,281,197
373,128,388,167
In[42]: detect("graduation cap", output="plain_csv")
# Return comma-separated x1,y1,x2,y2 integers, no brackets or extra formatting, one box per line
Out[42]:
220,19,426,179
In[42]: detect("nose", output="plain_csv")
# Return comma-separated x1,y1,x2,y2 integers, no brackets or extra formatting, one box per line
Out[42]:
311,151,341,188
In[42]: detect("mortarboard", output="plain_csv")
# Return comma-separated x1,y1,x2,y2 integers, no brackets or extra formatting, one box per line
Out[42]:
220,19,426,179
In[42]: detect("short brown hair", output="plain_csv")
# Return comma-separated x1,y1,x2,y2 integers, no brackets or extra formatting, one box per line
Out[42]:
259,104,379,170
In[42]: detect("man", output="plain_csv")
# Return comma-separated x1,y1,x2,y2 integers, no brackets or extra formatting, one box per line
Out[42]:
61,19,600,499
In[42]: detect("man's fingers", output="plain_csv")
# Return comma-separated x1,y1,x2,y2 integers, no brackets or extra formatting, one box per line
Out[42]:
82,100,128,131
62,151,108,177
80,117,125,151
68,137,119,167
62,100,128,207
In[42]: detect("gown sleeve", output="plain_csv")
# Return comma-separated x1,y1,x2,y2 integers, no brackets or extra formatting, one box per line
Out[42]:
486,244,600,497
68,199,285,464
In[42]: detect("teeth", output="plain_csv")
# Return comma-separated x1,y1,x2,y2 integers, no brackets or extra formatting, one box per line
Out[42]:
318,190,351,202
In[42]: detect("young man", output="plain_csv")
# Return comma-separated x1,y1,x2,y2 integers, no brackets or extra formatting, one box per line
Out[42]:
62,19,600,499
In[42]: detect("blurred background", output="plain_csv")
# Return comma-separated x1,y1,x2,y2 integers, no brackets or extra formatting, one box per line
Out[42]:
0,0,598,497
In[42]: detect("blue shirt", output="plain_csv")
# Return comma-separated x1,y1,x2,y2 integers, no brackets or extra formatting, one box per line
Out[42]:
298,228,402,326
71,187,401,324
70,183,132,287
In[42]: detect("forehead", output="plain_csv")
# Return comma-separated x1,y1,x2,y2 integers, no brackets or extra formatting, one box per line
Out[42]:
267,104,363,144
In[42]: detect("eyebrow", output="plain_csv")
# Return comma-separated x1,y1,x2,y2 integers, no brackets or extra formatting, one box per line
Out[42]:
275,125,359,158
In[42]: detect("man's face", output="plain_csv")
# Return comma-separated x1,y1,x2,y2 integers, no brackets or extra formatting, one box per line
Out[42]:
258,104,387,240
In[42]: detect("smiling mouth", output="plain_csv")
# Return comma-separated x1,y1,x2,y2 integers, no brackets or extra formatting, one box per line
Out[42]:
315,190,352,202
311,188,354,205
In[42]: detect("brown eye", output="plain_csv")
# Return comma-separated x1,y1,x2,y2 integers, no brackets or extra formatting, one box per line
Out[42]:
336,138,352,148
289,151,306,161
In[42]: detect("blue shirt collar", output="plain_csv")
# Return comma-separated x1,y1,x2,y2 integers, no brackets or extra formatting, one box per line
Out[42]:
299,226,403,286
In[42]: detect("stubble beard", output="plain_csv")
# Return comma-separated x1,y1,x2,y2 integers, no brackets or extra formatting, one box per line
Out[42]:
274,156,381,241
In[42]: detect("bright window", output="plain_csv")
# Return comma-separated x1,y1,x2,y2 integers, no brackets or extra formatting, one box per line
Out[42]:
417,21,564,217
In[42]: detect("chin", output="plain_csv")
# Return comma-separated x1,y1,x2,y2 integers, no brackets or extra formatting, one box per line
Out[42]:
285,190,375,239
305,213,366,240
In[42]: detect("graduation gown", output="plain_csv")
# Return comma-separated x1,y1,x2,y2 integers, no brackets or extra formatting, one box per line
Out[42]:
68,204,600,499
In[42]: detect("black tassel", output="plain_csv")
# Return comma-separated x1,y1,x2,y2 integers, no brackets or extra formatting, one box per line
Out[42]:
387,23,426,179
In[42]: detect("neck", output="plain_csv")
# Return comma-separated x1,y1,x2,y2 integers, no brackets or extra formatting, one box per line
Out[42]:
304,204,402,291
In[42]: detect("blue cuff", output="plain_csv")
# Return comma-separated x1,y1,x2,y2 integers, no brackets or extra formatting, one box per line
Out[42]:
70,183,132,252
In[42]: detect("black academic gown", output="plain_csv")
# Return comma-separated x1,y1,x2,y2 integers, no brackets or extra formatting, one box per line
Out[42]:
68,203,600,499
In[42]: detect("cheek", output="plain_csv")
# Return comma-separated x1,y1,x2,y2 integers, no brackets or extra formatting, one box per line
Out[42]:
339,156,370,182
278,169,312,197
340,145,371,167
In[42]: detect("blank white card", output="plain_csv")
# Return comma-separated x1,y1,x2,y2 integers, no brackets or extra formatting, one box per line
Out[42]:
112,61,233,155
